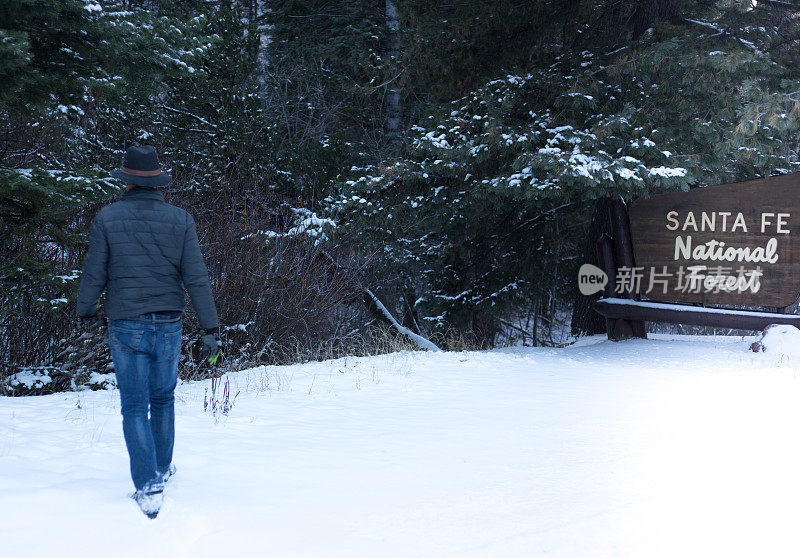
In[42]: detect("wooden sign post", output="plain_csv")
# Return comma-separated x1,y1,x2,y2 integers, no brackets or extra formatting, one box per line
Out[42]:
592,173,800,338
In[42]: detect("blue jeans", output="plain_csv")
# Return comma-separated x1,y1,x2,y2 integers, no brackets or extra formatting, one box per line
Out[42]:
108,314,182,491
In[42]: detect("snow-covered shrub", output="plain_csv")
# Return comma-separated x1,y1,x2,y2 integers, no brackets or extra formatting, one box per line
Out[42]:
2,366,69,396
750,324,800,357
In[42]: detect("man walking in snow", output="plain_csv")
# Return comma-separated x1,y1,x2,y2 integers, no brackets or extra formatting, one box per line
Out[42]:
76,145,222,518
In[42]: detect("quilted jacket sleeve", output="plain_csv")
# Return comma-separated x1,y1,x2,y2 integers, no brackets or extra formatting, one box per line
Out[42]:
76,214,109,317
180,213,219,331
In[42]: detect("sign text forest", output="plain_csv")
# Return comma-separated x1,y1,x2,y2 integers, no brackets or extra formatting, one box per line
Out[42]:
628,174,800,307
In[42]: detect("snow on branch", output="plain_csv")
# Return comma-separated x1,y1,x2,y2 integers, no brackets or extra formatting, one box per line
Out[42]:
364,288,441,352
241,207,336,245
754,0,800,11
684,19,763,56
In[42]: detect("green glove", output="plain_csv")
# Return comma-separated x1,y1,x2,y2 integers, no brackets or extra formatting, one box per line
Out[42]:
201,331,222,365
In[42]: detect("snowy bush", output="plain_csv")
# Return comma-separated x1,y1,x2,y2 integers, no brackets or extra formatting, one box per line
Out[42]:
750,324,800,357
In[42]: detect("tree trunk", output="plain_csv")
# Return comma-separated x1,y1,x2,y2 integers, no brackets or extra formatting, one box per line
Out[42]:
633,0,683,39
570,198,614,337
385,0,403,152
364,288,441,351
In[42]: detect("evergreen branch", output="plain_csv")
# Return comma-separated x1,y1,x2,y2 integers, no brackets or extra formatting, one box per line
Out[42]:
159,105,217,128
766,32,800,52
683,18,763,55
161,123,217,135
370,69,405,90
755,0,800,10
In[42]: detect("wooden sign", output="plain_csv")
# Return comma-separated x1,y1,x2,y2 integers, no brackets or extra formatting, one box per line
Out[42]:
629,173,800,308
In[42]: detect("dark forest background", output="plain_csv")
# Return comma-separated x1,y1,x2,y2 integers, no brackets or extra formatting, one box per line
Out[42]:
5,0,800,392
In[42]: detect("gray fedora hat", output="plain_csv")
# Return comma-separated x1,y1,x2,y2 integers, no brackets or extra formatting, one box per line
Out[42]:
110,145,172,187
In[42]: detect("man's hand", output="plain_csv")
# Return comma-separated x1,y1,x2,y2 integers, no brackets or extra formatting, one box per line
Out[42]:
201,330,222,365
77,312,105,332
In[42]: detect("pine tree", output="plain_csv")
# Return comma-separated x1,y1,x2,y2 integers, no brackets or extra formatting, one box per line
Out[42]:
331,0,800,343
0,0,214,365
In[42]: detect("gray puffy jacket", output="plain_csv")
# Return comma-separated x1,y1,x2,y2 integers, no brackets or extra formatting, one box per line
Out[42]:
76,187,219,331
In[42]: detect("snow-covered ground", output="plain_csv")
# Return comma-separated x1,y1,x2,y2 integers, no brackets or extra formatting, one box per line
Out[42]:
4,334,800,557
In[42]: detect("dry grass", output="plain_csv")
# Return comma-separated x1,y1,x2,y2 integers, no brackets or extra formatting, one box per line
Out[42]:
177,323,488,384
